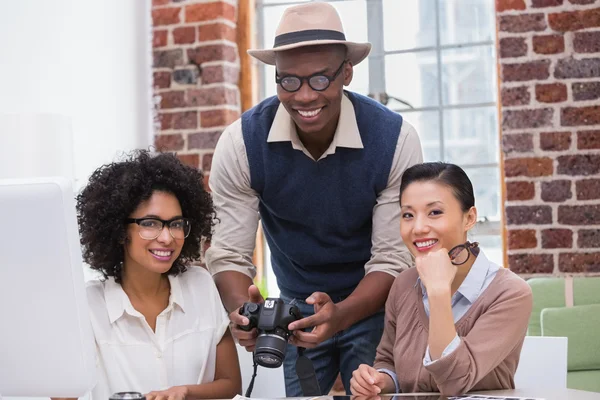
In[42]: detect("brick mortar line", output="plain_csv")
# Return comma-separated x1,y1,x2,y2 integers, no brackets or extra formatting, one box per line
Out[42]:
155,82,240,91
508,248,600,254
158,104,240,112
153,18,237,29
200,60,240,68
500,77,600,89
502,123,600,134
156,129,205,135
156,39,238,49
498,30,600,41
157,130,224,137
497,2,600,17
505,197,600,204
500,123,600,132
156,131,194,136
152,0,236,10
500,98,600,109
506,223,600,229
503,146,600,154
504,177,600,184
151,63,239,73
503,148,600,158
159,127,231,132
175,149,215,156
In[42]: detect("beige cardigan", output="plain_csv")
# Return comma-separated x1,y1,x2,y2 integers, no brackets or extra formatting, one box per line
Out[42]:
373,267,533,396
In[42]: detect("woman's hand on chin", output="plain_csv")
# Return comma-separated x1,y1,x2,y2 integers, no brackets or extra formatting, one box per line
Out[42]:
416,248,456,295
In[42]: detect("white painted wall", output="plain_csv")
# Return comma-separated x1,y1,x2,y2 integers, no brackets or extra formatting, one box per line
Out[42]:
0,0,153,190
0,1,153,398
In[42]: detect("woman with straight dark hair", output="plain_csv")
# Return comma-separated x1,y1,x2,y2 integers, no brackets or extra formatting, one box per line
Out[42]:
350,162,532,396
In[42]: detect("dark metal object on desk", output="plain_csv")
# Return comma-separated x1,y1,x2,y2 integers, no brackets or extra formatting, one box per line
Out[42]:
109,392,146,400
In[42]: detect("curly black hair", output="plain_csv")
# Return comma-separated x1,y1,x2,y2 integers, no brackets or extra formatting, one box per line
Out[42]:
76,150,215,283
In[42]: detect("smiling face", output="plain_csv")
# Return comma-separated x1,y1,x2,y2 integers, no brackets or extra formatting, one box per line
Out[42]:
123,191,185,276
400,181,477,257
275,44,352,138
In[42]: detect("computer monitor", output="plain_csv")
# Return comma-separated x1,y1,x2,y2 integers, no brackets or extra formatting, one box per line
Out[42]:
0,177,96,397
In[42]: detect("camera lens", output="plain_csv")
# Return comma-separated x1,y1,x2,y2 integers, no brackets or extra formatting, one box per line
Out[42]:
109,393,145,400
254,333,287,368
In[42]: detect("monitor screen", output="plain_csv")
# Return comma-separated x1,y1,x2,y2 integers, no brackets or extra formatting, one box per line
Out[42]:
0,177,95,397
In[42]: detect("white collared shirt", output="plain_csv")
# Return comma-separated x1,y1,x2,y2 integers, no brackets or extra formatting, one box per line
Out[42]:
206,94,423,279
85,266,229,400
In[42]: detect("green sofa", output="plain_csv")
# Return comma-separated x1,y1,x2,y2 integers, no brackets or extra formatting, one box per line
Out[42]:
528,277,600,392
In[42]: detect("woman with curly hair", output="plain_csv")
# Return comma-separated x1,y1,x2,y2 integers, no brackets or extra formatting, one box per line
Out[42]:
75,150,241,400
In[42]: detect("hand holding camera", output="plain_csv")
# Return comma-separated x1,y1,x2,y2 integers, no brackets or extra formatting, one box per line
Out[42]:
228,285,264,352
287,291,342,349
238,297,302,368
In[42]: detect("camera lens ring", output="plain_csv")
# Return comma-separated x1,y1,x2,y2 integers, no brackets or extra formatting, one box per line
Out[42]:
258,333,287,343
255,333,288,368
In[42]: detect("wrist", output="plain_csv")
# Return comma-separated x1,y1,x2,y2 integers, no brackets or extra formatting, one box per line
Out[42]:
182,386,190,396
334,300,354,331
379,371,396,393
425,284,451,298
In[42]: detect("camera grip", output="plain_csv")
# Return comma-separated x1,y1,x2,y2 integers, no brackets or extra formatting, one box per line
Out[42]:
238,302,259,331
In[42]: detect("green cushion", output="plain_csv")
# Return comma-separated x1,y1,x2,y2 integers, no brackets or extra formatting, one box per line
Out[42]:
574,278,600,305
528,278,566,336
541,304,600,371
568,370,600,393
527,277,600,336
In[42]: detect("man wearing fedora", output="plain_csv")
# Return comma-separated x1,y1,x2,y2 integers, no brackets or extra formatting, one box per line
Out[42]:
206,2,422,396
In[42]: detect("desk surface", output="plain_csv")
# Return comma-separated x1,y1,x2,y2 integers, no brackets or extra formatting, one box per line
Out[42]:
475,388,600,400
274,388,600,400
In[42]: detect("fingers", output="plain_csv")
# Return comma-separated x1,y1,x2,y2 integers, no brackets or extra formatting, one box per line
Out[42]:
350,365,381,396
229,309,248,326
230,325,258,349
305,291,330,305
145,393,162,400
288,312,327,331
229,309,255,337
229,311,258,351
289,330,320,348
248,284,264,303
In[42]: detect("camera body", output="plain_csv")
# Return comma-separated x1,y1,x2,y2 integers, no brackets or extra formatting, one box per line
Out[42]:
239,298,302,368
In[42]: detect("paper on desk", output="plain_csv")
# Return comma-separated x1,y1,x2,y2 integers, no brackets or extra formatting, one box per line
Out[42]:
450,395,544,400
232,395,330,400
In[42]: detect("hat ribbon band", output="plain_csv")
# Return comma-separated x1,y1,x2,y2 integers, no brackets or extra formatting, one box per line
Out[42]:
273,29,346,48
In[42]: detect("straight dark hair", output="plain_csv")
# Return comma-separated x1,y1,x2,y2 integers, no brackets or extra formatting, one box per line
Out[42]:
399,162,475,212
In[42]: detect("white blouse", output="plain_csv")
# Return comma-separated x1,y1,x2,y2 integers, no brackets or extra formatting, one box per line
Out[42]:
85,266,229,400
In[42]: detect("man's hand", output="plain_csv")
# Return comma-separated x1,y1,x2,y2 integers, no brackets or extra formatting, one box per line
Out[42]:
228,284,264,352
287,292,342,348
146,386,188,400
350,364,393,396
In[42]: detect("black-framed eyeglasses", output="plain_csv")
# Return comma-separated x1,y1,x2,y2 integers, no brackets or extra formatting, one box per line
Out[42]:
275,60,346,93
125,217,191,240
448,241,480,266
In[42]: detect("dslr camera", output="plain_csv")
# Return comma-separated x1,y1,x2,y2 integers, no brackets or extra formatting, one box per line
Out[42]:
239,297,302,368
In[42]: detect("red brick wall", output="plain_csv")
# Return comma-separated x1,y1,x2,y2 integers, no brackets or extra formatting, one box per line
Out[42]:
152,0,241,187
497,0,600,275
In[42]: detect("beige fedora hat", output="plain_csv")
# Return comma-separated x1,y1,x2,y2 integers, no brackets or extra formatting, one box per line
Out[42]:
248,2,371,66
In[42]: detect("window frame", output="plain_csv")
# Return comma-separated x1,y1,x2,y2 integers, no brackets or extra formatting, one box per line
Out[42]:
255,0,501,236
